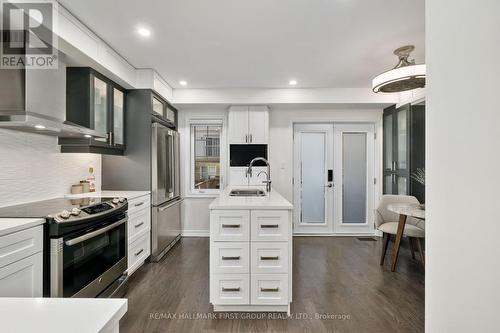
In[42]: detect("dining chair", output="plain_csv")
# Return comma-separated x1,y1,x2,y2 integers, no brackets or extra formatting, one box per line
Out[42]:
376,195,425,267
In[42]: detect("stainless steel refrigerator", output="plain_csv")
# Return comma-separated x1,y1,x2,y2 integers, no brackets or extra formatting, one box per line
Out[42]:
151,122,182,261
102,89,182,263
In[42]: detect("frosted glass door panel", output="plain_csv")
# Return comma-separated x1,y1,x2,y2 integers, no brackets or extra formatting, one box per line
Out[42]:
385,175,394,194
397,176,407,195
301,133,326,224
342,133,367,224
94,77,108,142
397,109,408,170
113,88,124,145
383,113,393,171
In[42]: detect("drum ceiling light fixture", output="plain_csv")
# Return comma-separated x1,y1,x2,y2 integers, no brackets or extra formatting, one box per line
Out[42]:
372,45,426,93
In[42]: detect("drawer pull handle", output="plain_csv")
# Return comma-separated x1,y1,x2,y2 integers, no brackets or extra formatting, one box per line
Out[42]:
222,256,241,260
134,202,145,207
222,224,240,228
134,222,144,228
260,256,279,260
260,287,279,292
222,287,240,292
261,224,279,229
134,248,144,257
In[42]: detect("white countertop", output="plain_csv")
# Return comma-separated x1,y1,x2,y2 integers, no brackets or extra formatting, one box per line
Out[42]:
0,297,127,333
209,186,293,210
0,218,45,237
65,190,150,200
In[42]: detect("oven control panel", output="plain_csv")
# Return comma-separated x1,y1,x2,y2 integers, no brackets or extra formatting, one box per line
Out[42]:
52,198,127,223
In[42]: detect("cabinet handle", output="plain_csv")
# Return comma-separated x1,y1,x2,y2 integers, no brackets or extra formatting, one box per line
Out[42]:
260,287,279,292
260,256,279,260
134,248,144,257
135,202,144,207
245,134,248,143
250,134,253,143
222,224,240,228
222,287,240,292
222,256,241,260
134,222,144,228
260,224,279,229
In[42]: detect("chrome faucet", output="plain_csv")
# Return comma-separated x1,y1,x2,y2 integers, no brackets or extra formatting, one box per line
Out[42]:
247,157,271,192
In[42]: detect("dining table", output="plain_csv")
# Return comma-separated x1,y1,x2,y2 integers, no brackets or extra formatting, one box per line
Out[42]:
387,203,425,271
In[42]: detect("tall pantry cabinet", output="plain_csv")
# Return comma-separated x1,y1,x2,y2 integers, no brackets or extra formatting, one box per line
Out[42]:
383,103,425,203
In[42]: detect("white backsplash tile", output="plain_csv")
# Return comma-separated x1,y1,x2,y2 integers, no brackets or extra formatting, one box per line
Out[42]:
0,129,101,207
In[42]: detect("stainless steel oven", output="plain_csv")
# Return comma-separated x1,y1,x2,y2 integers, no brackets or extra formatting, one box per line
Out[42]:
50,210,128,298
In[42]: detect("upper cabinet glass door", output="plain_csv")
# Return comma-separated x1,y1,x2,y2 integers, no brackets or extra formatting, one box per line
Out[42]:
93,77,108,141
113,88,124,145
152,96,164,117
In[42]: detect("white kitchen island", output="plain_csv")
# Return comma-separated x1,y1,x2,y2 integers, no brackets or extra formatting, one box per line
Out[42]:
209,186,293,313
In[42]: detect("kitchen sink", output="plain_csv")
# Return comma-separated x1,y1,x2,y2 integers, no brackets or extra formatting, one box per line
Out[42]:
229,189,266,197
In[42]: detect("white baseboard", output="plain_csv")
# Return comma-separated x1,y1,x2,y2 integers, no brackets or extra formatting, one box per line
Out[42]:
293,232,378,237
181,231,379,238
181,230,209,237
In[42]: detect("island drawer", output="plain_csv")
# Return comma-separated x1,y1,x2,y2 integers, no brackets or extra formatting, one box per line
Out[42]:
251,274,289,305
210,210,250,241
251,242,289,274
211,274,250,305
251,210,289,242
211,242,250,274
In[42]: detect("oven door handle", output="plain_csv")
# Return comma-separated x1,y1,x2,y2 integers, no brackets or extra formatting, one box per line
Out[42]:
64,217,127,246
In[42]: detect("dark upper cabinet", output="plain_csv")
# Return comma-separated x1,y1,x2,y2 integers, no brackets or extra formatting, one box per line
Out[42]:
152,94,177,128
383,103,425,202
59,67,126,155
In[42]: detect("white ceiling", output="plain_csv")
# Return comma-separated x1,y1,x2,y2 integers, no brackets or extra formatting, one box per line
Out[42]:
58,0,424,89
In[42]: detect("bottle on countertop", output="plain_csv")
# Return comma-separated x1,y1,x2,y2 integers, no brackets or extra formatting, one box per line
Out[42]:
87,166,96,192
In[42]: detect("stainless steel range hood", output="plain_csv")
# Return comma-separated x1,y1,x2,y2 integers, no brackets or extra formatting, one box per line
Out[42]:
0,111,105,137
0,57,106,139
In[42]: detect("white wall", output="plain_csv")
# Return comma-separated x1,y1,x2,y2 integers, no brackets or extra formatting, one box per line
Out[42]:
0,129,101,207
178,108,228,236
426,1,500,332
178,106,383,236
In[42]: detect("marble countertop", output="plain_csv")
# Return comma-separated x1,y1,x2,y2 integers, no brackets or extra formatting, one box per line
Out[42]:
387,203,425,219
65,190,150,200
0,218,45,237
209,186,293,210
0,297,127,333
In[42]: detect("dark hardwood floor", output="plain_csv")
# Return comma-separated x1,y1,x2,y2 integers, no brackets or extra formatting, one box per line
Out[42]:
120,237,424,333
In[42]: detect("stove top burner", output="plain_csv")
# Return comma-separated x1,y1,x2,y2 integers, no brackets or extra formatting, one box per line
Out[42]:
0,196,127,223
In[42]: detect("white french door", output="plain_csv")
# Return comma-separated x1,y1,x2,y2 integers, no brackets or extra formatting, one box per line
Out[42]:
293,124,333,233
293,123,375,235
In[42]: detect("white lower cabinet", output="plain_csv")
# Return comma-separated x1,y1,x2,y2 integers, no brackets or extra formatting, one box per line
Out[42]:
211,274,250,305
251,242,289,274
211,242,249,274
126,194,151,276
0,225,43,297
210,209,291,311
127,232,150,275
0,252,42,297
251,274,289,305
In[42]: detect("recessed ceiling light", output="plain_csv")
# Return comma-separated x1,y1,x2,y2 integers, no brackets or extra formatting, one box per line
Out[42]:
137,27,151,37
289,79,297,86
34,124,46,130
179,80,187,86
